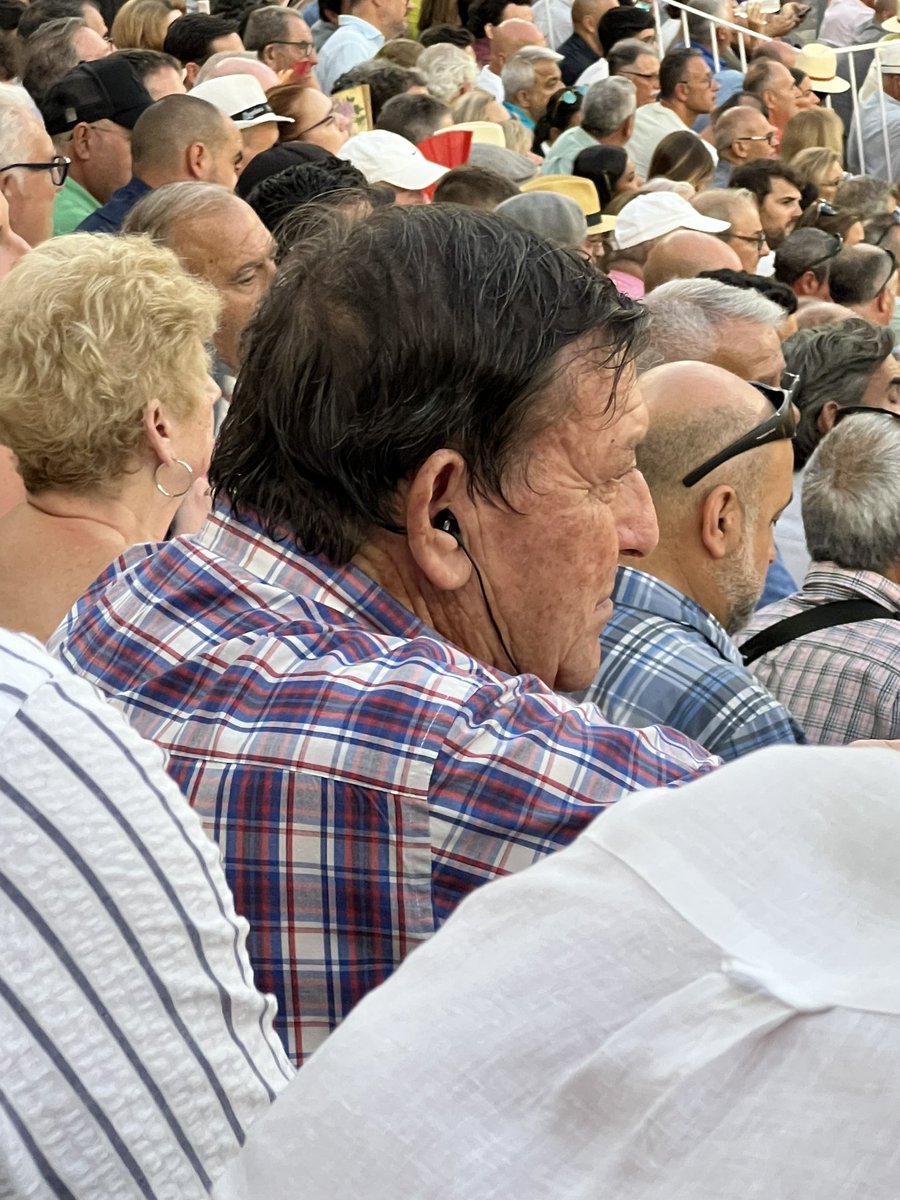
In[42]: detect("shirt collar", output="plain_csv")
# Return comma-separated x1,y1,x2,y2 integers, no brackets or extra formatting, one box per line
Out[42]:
613,564,743,665
336,14,383,38
801,562,900,611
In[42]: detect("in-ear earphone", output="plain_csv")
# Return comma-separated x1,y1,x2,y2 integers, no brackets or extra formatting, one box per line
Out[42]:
432,509,521,676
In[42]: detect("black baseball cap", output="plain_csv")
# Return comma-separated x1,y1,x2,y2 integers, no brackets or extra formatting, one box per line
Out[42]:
40,57,154,135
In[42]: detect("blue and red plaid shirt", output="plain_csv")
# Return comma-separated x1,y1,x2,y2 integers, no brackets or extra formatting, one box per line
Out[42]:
53,507,718,1063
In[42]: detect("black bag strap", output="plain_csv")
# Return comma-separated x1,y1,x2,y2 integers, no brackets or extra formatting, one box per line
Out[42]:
740,599,900,667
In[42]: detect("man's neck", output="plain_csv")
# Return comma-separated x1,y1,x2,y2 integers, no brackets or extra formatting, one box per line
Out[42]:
575,26,600,54
622,550,713,620
660,97,693,125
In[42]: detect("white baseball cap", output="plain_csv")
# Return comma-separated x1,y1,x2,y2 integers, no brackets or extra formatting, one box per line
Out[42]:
337,130,448,190
191,75,292,129
612,191,730,250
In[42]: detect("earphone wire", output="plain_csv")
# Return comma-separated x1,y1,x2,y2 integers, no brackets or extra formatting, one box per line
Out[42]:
455,540,521,677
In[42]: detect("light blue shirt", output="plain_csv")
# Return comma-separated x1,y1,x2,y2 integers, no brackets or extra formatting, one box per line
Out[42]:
847,91,900,182
540,124,597,175
316,13,384,95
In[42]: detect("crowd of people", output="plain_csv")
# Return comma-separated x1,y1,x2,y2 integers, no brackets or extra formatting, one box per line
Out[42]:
1,0,900,1192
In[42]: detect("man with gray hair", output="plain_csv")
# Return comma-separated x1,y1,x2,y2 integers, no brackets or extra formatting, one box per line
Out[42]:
828,243,899,328
501,44,563,128
693,186,769,272
242,5,319,80
0,87,61,247
741,409,900,743
710,104,776,189
475,16,545,104
608,38,661,107
417,42,478,104
641,276,787,385
20,15,109,104
541,75,635,174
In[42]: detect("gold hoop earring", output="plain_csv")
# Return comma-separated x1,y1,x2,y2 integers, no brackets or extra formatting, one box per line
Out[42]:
154,458,194,499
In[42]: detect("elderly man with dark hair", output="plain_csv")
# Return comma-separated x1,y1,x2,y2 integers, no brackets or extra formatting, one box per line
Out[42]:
541,74,635,173
828,243,899,327
580,360,803,760
626,47,718,179
777,317,899,583
55,205,716,1065
742,409,900,742
77,93,244,232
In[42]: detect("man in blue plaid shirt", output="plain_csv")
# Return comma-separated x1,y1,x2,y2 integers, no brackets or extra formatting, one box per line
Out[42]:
54,206,717,1064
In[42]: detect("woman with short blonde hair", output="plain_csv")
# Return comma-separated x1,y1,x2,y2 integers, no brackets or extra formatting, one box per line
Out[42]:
0,234,220,642
780,107,844,162
790,146,845,203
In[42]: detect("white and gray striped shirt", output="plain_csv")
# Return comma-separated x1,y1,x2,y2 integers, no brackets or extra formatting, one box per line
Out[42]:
0,628,294,1199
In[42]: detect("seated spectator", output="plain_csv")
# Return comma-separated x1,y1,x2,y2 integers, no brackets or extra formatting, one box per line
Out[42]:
646,129,714,193
194,49,279,89
376,91,452,142
192,74,293,167
692,186,768,272
0,87,62,247
496,188,587,249
123,181,275,380
773,227,840,299
597,9,655,68
77,93,243,233
605,36,660,107
573,142,638,207
0,628,293,1200
697,267,798,331
331,60,425,121
315,0,410,96
730,159,803,251
741,410,900,742
501,45,562,129
531,84,581,152
243,159,373,252
640,275,787,384
163,12,243,88
40,56,154,235
711,104,776,189
581,360,803,759
234,138,330,197
452,83,511,124
211,744,900,1200
556,0,602,86
626,48,718,180
472,16,543,105
847,43,900,182
20,14,109,103
794,298,855,328
0,234,219,642
308,0,343,50
864,208,900,260
432,161,518,208
541,75,635,175
778,318,897,583
418,41,477,103
468,139,537,181
54,205,716,1064
828,243,899,326
789,146,844,205
835,175,897,220
779,107,844,164
643,228,740,291
605,190,729,299
117,45,187,98
468,0,535,65
16,0,105,41
418,24,474,51
242,4,318,81
111,0,181,51
268,83,350,151
743,57,797,148
794,198,865,245
338,128,447,203
375,35,424,67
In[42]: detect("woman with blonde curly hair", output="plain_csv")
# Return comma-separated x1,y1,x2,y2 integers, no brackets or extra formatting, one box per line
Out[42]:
111,0,183,49
0,233,220,642
451,85,509,126
779,107,844,162
789,146,845,203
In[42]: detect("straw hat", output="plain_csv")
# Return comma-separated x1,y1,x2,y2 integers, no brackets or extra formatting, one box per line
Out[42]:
794,43,851,93
520,174,616,234
443,121,506,147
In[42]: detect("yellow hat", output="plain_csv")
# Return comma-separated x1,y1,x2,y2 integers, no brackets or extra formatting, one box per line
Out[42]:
520,174,616,234
442,121,506,147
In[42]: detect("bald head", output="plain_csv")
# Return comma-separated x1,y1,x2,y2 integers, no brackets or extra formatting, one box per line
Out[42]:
132,94,242,187
713,106,776,161
196,53,280,90
490,17,545,63
643,230,741,293
794,298,855,329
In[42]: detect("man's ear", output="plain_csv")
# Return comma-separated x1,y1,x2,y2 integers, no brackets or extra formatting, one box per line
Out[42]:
70,123,91,163
404,449,473,592
184,60,200,88
817,398,840,435
698,484,741,560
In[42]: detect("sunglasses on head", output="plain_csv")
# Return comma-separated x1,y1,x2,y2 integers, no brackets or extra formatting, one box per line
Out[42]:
832,404,900,428
802,231,843,274
874,208,900,246
682,373,799,488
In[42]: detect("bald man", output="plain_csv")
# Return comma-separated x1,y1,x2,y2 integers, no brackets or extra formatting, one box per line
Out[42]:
643,230,741,293
78,94,244,233
477,17,545,102
580,361,805,760
712,106,777,189
557,0,606,85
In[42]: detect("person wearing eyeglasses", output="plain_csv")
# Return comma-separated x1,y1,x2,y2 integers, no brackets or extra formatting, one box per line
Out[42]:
626,48,718,181
0,90,64,247
693,186,769,272
739,408,900,743
580,359,804,760
268,81,351,151
828,243,899,329
710,105,776,189
243,5,319,83
606,38,660,107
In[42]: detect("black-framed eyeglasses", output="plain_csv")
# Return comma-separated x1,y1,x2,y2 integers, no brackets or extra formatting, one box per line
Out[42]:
874,209,900,246
832,404,900,428
0,155,70,186
682,373,799,488
802,231,843,274
732,131,775,146
620,68,660,81
264,39,312,55
726,230,768,250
